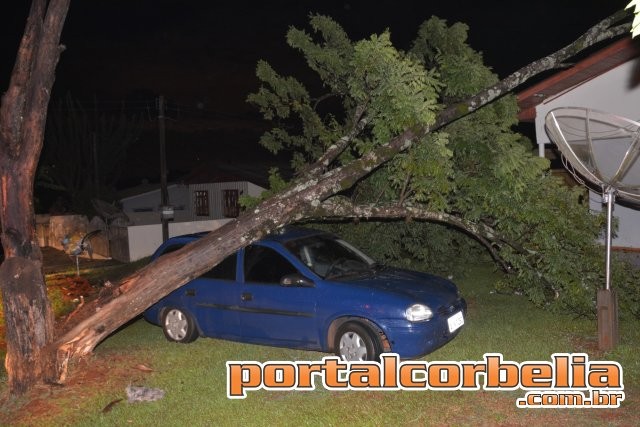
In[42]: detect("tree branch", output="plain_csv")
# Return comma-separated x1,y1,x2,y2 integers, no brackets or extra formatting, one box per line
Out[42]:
301,104,368,178
312,92,338,110
280,11,632,204
397,173,412,207
309,198,538,271
433,10,631,129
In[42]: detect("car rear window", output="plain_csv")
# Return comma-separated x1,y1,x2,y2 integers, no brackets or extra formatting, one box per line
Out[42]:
158,244,184,256
203,254,237,281
158,243,236,281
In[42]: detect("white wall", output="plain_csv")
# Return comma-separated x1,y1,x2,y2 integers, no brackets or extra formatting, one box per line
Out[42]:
121,181,266,225
534,58,640,249
126,218,232,261
120,184,190,225
588,193,639,248
247,181,265,197
535,58,640,145
124,209,192,226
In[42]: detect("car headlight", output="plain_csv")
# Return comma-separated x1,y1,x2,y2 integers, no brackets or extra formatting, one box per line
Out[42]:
405,303,433,322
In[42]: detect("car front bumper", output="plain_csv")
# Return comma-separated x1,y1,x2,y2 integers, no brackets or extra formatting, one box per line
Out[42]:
383,298,466,359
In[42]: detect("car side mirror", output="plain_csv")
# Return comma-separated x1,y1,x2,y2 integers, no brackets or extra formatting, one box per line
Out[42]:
280,273,314,288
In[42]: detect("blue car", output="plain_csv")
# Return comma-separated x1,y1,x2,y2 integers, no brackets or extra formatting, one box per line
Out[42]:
144,227,466,361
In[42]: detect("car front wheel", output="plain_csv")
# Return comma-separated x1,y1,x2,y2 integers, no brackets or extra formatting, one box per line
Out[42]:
162,308,198,343
335,322,382,362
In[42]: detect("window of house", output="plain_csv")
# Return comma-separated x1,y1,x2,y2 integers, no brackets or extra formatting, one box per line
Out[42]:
194,190,210,216
223,189,240,218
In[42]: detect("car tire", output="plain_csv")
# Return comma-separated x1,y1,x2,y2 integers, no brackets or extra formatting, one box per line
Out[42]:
161,308,198,343
335,322,383,362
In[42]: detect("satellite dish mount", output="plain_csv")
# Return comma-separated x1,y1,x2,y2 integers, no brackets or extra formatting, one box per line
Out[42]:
545,107,640,350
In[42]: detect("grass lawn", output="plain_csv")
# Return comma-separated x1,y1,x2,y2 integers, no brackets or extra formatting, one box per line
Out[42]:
0,261,638,426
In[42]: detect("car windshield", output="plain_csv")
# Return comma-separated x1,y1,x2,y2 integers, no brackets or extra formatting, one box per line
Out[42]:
285,234,375,280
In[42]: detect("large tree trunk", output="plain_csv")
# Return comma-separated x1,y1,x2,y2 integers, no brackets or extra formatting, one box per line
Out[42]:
0,0,70,395
54,130,414,364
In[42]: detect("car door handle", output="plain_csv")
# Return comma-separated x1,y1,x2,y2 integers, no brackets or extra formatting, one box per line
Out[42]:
185,289,195,297
241,292,252,302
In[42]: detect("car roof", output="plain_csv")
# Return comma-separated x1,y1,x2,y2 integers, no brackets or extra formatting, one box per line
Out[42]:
260,226,329,243
161,226,329,248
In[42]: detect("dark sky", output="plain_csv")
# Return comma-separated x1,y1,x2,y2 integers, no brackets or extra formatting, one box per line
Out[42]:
0,0,630,188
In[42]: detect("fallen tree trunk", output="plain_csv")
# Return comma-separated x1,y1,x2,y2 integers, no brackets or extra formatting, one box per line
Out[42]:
53,130,419,373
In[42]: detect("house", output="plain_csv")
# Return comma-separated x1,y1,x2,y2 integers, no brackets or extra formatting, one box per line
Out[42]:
115,165,266,261
517,37,640,249
119,165,266,225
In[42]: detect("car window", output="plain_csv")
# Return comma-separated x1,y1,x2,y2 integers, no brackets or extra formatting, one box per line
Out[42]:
284,235,373,278
244,245,298,284
158,242,236,281
202,254,237,281
157,244,184,257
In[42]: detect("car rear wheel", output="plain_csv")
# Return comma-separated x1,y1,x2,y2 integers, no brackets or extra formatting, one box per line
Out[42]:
162,308,198,343
335,322,382,362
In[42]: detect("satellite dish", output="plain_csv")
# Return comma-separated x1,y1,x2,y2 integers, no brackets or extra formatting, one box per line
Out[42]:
544,107,640,350
545,107,640,204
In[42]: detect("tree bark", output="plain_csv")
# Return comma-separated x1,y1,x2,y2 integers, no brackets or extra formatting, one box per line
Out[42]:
0,0,70,395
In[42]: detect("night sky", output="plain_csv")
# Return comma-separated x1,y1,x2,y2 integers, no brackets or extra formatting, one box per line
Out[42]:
0,0,630,189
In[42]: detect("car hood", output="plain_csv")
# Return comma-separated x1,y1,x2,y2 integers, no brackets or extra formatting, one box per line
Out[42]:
337,266,459,305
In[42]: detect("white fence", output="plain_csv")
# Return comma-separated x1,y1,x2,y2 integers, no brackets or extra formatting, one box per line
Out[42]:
111,218,232,262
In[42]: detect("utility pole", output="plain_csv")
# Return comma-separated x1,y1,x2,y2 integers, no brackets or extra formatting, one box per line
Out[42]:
92,132,99,199
92,95,100,199
158,95,171,242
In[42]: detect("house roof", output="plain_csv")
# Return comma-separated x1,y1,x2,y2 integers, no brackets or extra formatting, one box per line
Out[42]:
517,37,640,122
180,162,269,188
118,182,180,201
117,163,269,201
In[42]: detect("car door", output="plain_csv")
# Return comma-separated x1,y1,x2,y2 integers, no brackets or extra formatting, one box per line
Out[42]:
181,252,242,340
237,244,319,348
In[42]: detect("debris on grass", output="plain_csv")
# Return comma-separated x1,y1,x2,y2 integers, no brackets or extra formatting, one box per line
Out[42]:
125,385,165,403
133,364,154,373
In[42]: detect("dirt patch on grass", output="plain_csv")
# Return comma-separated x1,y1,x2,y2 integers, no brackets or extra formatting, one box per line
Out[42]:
0,250,143,424
0,351,157,426
53,276,96,300
568,334,606,358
